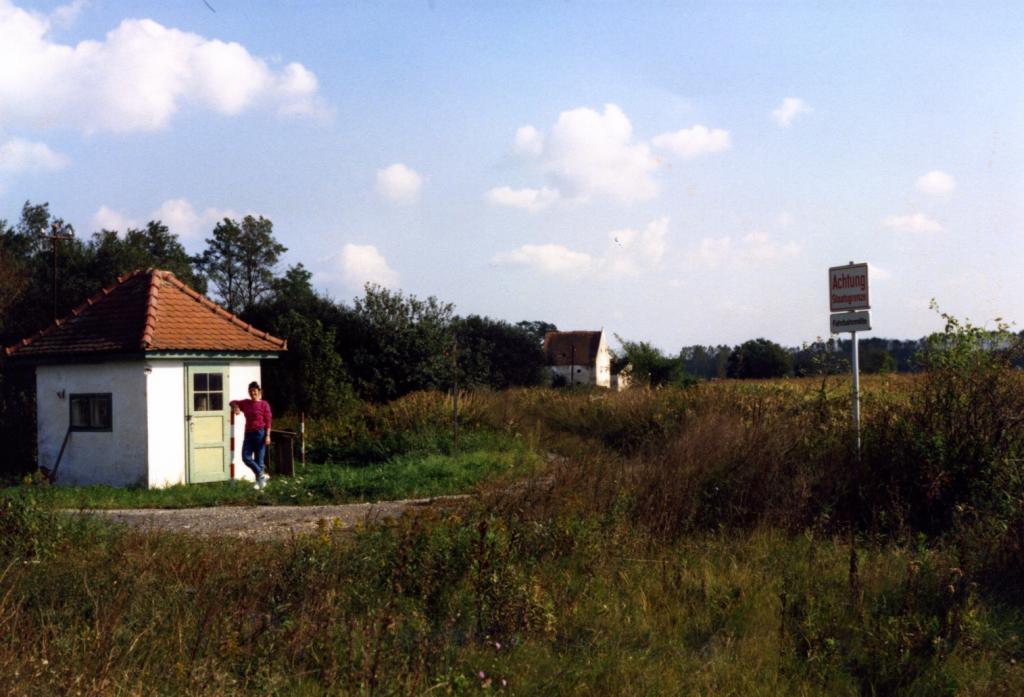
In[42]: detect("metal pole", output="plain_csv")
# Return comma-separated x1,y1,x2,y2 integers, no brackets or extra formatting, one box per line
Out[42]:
39,222,74,321
452,335,459,455
52,238,58,320
851,331,861,459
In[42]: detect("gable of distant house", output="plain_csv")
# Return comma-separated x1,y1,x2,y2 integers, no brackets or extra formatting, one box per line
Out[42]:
543,329,612,388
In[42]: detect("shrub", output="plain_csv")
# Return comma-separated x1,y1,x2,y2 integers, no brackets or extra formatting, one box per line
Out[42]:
861,309,1024,536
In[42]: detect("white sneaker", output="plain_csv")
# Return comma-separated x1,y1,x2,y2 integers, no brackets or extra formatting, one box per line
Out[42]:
257,473,270,489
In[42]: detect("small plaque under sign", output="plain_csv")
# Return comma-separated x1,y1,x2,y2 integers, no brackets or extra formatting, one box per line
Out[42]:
831,310,871,334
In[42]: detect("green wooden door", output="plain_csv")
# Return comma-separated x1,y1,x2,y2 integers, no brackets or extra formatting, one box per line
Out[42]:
186,365,230,483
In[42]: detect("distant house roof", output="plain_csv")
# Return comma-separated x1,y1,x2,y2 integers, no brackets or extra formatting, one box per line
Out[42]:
543,330,603,366
5,269,287,359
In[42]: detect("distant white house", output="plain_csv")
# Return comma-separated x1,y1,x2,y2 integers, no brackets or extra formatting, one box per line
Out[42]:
543,329,612,388
5,269,286,488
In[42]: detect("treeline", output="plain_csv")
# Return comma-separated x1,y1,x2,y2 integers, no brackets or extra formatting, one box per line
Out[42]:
1,201,1013,439
615,336,927,387
0,202,555,472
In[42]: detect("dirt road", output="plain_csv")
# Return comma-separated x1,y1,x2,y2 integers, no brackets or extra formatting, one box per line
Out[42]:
82,495,469,539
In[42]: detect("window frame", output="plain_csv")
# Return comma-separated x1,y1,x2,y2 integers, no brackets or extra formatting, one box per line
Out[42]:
69,393,113,432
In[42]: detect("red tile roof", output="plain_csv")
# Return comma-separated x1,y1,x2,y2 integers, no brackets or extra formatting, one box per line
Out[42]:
5,269,287,358
543,330,603,366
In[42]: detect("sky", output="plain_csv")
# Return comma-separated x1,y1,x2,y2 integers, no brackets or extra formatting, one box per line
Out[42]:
1,1,1022,351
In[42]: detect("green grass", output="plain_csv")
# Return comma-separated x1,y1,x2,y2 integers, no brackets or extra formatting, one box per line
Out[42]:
1,431,541,509
3,350,1024,694
2,504,1022,696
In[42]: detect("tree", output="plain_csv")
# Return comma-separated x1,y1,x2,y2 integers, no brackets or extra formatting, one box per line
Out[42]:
199,215,286,314
680,344,732,380
726,338,792,379
88,221,206,292
515,320,558,346
338,285,454,402
793,339,849,376
260,310,353,417
615,336,691,387
271,263,317,305
453,315,548,389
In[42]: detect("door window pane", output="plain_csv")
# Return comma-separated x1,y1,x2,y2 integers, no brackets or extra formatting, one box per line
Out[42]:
191,371,225,413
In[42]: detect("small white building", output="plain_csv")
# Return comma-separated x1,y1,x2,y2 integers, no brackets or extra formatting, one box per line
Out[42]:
5,269,286,488
543,329,612,388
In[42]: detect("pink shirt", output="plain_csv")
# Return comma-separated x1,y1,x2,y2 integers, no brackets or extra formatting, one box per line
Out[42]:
230,398,272,432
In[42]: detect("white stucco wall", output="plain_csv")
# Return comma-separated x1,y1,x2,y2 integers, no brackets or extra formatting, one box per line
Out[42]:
145,361,186,488
595,332,611,388
228,361,262,481
37,362,148,487
550,364,594,386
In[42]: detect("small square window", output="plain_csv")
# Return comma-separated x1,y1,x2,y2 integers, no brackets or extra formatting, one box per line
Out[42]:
69,394,112,431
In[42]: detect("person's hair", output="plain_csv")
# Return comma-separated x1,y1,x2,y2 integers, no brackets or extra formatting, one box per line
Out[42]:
248,381,261,391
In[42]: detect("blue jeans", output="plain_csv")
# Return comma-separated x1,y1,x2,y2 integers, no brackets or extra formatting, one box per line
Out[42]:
242,429,267,478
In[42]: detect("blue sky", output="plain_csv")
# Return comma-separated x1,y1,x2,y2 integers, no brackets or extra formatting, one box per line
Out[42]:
2,1,1022,349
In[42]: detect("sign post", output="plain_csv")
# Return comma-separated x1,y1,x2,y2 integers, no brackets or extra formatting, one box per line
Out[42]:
829,262,870,459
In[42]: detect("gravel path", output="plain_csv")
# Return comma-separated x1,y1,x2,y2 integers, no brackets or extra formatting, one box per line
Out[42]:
82,495,470,539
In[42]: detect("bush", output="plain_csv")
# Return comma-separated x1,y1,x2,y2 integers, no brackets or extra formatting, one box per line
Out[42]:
861,310,1024,536
0,494,57,560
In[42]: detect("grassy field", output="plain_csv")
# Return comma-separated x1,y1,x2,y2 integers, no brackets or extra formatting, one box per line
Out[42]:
3,337,1024,694
2,430,540,510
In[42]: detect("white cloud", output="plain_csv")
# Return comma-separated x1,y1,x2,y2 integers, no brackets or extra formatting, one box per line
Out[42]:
738,231,801,263
869,263,892,281
514,125,543,157
338,244,400,289
0,137,68,172
883,213,943,233
771,97,810,127
651,124,731,159
915,170,956,195
0,0,323,134
607,217,669,275
50,0,86,29
494,217,669,280
90,205,138,232
88,198,238,239
151,198,237,239
492,244,594,278
541,104,659,204
376,163,422,205
485,186,560,212
690,230,801,268
692,236,733,268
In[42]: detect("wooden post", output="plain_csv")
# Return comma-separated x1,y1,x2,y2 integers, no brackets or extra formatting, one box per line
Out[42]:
452,335,459,456
300,411,306,467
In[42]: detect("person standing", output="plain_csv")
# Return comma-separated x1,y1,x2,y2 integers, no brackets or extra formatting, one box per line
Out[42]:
230,381,273,490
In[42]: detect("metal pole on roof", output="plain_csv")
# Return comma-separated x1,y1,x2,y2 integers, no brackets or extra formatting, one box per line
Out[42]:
39,221,75,321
